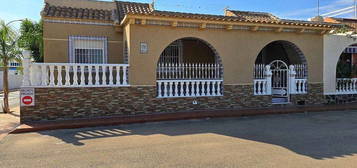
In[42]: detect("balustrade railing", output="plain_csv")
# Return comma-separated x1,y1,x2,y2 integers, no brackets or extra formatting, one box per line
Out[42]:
336,78,357,94
253,64,308,95
157,80,223,98
293,64,307,79
157,62,223,98
254,79,270,95
24,63,129,87
254,64,265,79
157,63,221,80
291,79,307,94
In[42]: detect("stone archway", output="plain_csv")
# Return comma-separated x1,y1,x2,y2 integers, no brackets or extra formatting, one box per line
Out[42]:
253,40,308,104
156,37,223,98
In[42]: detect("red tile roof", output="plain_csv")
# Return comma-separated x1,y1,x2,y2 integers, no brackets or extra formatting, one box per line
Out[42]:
115,1,153,22
42,3,114,21
42,0,342,28
225,10,280,22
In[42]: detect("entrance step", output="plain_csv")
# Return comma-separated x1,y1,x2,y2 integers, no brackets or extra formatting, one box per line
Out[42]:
272,97,289,104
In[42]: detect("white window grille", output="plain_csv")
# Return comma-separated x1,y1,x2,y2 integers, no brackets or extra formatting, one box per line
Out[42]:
69,36,108,64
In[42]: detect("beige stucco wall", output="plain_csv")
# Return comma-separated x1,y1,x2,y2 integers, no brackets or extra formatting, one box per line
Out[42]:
323,34,357,94
127,24,324,85
43,22,123,64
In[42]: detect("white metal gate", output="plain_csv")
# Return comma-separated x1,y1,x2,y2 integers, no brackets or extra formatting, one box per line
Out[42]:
270,60,290,104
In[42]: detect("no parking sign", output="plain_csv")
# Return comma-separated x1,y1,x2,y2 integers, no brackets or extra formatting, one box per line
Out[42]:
21,88,35,106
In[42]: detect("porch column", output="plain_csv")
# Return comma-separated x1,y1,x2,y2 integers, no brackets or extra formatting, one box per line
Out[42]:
22,50,31,87
289,65,296,94
265,65,272,95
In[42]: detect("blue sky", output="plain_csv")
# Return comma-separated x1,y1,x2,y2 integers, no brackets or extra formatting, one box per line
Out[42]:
0,0,356,26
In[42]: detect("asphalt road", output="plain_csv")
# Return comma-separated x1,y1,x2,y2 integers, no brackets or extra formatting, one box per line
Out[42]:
2,111,357,168
0,91,19,113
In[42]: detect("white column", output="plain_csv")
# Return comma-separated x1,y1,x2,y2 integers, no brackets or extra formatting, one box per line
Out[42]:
95,65,100,85
289,65,296,94
123,66,128,85
102,65,107,86
57,66,63,86
65,65,70,86
22,50,31,86
157,81,162,98
73,65,79,86
109,65,114,86
49,65,55,86
41,65,48,86
265,65,272,95
88,65,93,86
116,66,121,86
217,81,221,96
80,65,85,86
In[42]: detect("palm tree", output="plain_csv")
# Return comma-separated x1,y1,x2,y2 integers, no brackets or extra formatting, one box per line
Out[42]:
0,20,21,113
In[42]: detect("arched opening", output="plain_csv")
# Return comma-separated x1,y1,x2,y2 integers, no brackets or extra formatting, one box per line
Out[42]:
156,37,223,98
253,41,308,104
335,44,357,93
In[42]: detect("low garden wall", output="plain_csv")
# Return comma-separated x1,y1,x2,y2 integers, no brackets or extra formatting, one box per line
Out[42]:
20,84,328,123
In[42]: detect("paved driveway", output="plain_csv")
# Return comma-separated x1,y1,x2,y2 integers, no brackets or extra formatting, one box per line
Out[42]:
1,111,357,168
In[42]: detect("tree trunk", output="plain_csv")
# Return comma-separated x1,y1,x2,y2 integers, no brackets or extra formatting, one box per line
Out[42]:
2,58,10,113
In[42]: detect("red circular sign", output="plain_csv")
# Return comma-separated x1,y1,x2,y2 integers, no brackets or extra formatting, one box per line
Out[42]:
22,96,33,105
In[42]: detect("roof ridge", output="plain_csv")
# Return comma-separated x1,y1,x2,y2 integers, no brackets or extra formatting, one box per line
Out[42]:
153,10,227,18
46,3,112,12
115,0,151,6
226,9,272,15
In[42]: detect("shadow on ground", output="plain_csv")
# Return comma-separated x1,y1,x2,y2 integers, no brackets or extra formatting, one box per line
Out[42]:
40,110,357,160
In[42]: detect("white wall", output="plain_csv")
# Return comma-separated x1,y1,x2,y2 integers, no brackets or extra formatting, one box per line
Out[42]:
0,70,23,90
323,34,357,95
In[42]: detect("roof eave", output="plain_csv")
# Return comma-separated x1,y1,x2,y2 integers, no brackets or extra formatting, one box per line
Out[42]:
120,13,340,30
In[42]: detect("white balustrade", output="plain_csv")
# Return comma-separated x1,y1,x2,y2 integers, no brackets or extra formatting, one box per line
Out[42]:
254,64,265,79
254,79,269,95
336,78,357,94
157,80,223,98
289,65,308,94
253,65,272,95
22,62,129,87
291,79,307,94
254,64,308,95
157,63,222,80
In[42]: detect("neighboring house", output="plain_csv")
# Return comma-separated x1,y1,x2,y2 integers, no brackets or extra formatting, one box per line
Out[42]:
324,17,357,30
21,0,352,122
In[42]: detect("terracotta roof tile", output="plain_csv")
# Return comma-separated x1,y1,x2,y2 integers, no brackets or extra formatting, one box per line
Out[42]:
225,10,280,22
42,0,341,28
128,10,339,28
115,1,153,22
42,3,114,21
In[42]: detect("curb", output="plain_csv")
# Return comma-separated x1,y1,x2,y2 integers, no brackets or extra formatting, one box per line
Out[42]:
11,103,357,134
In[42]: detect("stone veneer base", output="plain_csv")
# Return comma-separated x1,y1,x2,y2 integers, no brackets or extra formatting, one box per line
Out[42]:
21,84,325,123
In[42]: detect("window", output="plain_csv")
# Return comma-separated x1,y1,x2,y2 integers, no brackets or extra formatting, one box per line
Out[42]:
69,36,107,64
